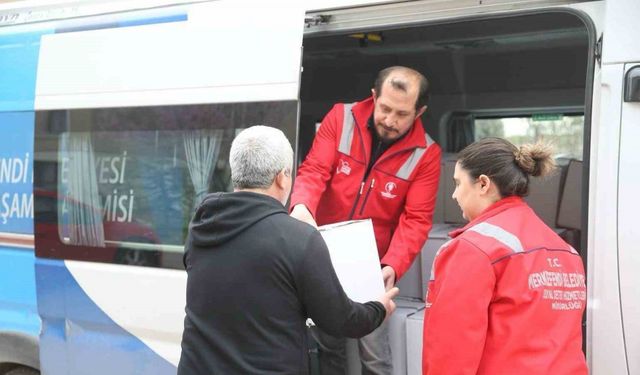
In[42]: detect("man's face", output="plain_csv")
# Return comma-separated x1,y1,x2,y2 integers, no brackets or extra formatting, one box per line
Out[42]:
371,79,425,143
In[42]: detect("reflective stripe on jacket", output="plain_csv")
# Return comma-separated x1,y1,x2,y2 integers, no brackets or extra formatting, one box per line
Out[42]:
290,96,441,278
422,196,588,375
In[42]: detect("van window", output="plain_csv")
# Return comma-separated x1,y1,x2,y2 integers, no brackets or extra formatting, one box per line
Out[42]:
34,101,298,268
475,114,584,160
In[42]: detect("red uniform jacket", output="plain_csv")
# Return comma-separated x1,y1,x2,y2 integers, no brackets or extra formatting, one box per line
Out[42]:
422,196,587,375
291,96,441,279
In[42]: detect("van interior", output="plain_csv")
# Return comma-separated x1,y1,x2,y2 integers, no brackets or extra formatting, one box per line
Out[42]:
298,11,592,372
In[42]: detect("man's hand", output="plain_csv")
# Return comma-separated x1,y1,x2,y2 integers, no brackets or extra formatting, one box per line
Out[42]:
377,286,399,319
290,204,318,228
382,266,396,291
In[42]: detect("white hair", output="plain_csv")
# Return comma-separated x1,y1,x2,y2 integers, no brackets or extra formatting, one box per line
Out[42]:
230,125,293,189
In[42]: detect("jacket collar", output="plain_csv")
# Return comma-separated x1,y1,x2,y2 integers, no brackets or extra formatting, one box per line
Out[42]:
351,96,427,157
449,196,526,238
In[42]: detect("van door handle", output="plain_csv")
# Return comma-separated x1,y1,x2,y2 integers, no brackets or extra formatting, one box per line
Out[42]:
624,65,640,102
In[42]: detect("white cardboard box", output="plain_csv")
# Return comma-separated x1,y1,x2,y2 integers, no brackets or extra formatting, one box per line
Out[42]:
396,223,459,300
318,219,385,303
346,298,425,375
406,308,426,375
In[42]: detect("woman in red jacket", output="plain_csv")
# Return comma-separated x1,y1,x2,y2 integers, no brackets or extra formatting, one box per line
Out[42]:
422,137,588,375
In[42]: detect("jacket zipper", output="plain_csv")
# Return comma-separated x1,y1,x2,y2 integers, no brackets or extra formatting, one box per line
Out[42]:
348,181,365,220
358,178,375,216
351,147,415,219
348,116,369,220
347,114,419,219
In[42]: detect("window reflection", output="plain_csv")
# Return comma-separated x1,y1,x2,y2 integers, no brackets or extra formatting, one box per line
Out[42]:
475,114,584,160
34,101,297,268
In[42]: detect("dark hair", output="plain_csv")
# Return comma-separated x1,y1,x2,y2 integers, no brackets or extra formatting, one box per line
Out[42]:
374,66,429,110
457,137,556,197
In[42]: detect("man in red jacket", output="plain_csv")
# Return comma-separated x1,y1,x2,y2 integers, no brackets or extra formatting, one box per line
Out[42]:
291,66,441,374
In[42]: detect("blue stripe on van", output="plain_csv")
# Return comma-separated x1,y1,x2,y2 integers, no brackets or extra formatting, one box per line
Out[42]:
119,13,187,28
0,9,186,112
0,246,39,336
55,11,187,33
0,29,53,112
36,258,176,374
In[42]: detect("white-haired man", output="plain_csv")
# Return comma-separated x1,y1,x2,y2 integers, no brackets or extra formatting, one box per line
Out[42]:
178,125,399,375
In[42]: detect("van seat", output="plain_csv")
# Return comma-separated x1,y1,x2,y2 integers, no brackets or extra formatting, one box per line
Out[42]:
557,159,582,229
438,153,571,228
432,153,457,223
556,159,582,251
397,151,460,301
396,223,458,300
441,154,465,224
524,166,564,228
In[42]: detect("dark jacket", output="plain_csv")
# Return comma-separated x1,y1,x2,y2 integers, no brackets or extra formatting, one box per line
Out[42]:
178,191,385,375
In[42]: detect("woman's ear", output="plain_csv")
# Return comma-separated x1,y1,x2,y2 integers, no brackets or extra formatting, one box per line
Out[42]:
478,174,491,194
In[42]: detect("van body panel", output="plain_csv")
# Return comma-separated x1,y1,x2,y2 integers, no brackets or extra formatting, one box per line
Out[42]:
566,1,604,37
34,1,304,110
588,63,627,375
602,0,640,64
617,62,640,375
0,247,39,337
36,259,177,374
0,19,46,372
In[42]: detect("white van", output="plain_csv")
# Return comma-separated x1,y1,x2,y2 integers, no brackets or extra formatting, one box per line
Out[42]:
0,0,637,374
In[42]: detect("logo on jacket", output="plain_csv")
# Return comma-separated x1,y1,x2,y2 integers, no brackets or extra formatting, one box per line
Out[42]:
336,159,351,175
381,182,397,199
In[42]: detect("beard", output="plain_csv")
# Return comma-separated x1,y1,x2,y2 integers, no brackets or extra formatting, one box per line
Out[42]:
374,123,402,144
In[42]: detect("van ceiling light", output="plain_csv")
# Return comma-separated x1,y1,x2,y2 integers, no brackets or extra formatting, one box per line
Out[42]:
348,32,383,47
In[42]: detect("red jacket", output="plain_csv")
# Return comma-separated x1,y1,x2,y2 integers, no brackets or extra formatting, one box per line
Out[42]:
291,96,441,279
422,196,587,375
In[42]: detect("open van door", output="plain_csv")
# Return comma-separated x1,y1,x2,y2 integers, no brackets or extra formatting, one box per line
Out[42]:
299,1,618,374
32,1,304,373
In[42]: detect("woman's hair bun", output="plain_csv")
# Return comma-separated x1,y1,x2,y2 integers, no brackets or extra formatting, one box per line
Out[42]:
514,142,556,177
